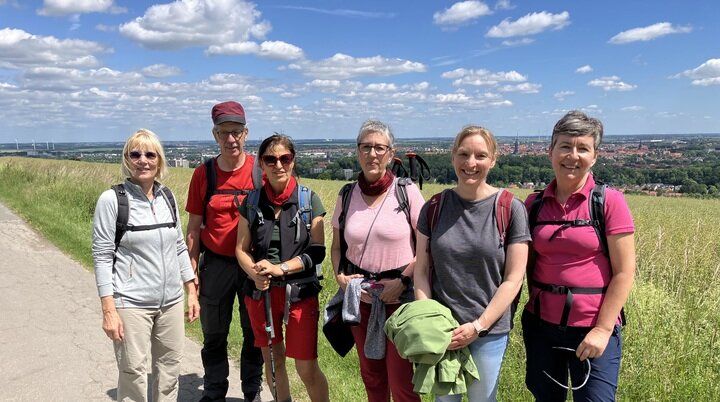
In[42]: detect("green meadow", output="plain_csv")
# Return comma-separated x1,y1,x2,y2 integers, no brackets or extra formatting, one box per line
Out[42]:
0,156,718,401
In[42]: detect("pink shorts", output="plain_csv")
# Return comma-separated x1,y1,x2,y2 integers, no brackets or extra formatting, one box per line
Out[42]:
245,285,319,360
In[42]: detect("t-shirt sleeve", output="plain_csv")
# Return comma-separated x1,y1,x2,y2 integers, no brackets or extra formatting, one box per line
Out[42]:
185,164,207,216
604,188,635,235
416,200,431,237
310,190,326,217
507,197,532,244
407,182,425,230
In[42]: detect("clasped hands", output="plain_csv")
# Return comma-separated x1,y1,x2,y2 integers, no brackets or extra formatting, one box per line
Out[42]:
251,259,281,291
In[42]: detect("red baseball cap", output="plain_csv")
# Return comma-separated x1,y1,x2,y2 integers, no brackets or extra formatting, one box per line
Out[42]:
211,101,246,125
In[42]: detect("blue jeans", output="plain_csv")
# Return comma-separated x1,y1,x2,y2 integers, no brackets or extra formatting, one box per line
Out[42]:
435,333,509,402
522,310,622,402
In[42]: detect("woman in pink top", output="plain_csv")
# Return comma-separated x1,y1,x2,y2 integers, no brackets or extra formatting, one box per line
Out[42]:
331,119,424,402
522,111,636,401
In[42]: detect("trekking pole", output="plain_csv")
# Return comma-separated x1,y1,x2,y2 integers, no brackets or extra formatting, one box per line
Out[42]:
264,290,278,401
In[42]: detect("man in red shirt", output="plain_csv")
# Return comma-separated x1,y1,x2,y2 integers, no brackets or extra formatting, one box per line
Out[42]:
186,101,263,402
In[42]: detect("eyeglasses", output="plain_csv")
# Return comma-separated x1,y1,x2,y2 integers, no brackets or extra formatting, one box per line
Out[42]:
216,129,246,140
542,347,591,391
129,151,158,160
261,153,294,166
358,143,391,156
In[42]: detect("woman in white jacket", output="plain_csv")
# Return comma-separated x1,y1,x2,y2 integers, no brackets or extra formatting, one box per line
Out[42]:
92,128,199,402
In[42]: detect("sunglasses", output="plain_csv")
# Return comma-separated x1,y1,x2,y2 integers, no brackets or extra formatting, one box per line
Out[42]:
543,347,592,391
261,153,294,166
129,151,158,160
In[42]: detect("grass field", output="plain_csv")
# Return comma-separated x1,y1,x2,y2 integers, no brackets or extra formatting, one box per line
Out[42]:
0,156,718,401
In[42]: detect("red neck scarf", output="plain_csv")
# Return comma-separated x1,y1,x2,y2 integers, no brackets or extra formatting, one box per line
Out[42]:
358,169,394,196
264,176,297,206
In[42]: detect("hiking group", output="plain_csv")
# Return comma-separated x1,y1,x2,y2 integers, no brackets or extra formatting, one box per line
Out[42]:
91,101,636,402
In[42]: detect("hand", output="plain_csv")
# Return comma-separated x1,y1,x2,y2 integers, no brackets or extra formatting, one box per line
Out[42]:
193,276,200,295
447,322,477,350
186,293,200,323
335,272,363,291
254,259,282,277
102,310,124,342
576,326,612,361
377,278,404,304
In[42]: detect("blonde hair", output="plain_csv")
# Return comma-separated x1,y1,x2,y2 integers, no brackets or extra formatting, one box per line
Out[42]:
451,125,498,158
121,128,168,180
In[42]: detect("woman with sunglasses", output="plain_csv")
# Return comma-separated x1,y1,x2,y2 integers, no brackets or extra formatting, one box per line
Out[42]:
330,119,425,402
236,134,330,402
92,129,199,401
522,111,636,401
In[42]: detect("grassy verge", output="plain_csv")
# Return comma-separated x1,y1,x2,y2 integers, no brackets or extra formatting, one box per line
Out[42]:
1,156,718,401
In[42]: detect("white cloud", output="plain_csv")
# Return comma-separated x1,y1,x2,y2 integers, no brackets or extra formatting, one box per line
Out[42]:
141,64,181,78
119,0,272,51
495,0,514,10
20,66,144,91
0,28,107,69
621,106,645,112
553,90,574,100
673,58,720,86
207,40,304,60
501,38,534,47
587,76,637,91
292,53,426,79
433,1,491,27
38,0,126,16
609,22,692,44
486,11,570,38
442,68,527,86
498,82,541,93
576,65,593,74
365,83,398,92
277,6,395,19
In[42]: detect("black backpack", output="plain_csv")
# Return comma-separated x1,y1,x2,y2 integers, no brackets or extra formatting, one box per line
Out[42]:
527,181,626,328
112,183,177,254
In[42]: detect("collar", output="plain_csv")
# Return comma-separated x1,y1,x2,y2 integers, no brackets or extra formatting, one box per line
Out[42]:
542,174,596,201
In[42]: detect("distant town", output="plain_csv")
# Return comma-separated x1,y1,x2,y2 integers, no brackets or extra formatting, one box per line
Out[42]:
2,133,719,197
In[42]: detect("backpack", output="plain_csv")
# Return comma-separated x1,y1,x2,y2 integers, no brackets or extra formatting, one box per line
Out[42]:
202,156,263,225
526,181,625,328
112,183,177,254
391,152,431,189
424,188,516,287
336,177,415,274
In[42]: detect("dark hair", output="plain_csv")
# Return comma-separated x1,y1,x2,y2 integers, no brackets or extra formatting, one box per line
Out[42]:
258,133,298,177
551,110,604,150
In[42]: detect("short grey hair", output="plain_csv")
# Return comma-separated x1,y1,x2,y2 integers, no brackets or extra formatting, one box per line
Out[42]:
551,110,604,150
356,119,395,148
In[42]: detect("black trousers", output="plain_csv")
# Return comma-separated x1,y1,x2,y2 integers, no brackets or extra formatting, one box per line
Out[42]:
199,250,264,401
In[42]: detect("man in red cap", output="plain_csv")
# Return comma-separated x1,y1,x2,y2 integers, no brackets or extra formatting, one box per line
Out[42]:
185,101,264,402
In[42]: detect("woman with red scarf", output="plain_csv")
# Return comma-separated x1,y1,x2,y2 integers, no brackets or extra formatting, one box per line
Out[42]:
236,134,329,402
330,120,425,401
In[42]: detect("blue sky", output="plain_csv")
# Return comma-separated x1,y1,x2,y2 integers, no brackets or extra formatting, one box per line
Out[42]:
1,0,718,143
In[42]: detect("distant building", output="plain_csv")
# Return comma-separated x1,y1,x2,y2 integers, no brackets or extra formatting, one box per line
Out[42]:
343,168,354,180
171,158,189,168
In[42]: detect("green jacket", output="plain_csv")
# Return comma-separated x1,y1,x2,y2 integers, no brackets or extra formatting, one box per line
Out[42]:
384,299,479,395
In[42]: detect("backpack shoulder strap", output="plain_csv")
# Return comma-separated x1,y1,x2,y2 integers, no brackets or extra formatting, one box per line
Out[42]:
112,184,129,252
158,186,178,230
245,188,264,227
494,189,515,249
527,188,546,233
202,157,217,225
298,185,313,230
337,182,355,275
426,190,446,239
589,182,608,256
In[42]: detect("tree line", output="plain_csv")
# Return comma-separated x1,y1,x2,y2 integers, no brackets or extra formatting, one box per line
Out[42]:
296,153,720,196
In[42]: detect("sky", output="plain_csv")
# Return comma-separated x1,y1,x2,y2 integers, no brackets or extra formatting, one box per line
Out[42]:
1,0,718,143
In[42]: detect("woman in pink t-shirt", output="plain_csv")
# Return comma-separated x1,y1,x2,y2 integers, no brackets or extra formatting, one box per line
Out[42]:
522,110,636,401
330,119,424,402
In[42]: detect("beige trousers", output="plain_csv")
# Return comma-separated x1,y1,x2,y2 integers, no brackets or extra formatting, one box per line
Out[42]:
114,302,185,402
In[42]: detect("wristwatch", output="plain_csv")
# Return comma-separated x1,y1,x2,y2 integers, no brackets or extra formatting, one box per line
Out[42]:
280,262,290,276
472,319,489,337
399,274,412,288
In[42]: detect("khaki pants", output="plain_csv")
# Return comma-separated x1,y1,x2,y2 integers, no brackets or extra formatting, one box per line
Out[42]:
114,302,185,402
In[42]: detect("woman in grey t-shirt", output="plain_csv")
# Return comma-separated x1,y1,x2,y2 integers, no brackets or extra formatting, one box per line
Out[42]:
414,125,531,402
